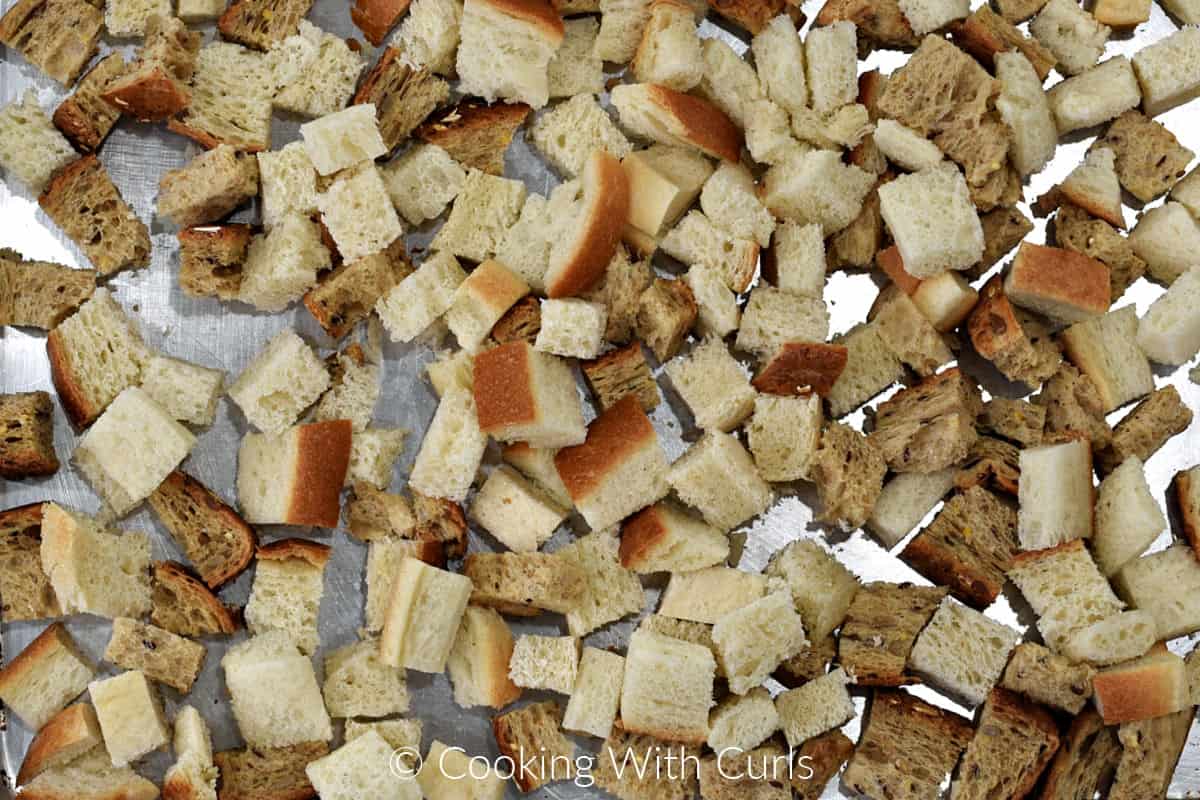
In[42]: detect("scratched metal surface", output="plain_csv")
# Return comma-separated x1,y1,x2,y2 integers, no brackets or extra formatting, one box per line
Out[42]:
3,0,1200,797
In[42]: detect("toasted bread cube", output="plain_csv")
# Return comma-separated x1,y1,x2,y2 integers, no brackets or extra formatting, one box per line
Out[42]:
0,623,95,731
89,671,168,767
619,501,729,574
746,394,823,483
473,341,586,448
272,22,365,119
380,557,472,671
178,0,224,19
776,668,855,747
256,142,319,229
636,276,698,362
409,387,487,502
912,270,979,332
445,259,529,353
504,442,573,508
558,528,647,637
0,0,103,86
658,566,771,624
683,266,740,338
563,647,624,739
228,330,329,434
878,165,984,278
1132,26,1200,116
237,421,352,527
812,422,888,530
103,618,206,694
699,161,775,248
1092,649,1190,724
1130,201,1200,286
908,597,1020,705
167,41,273,152
1030,0,1109,75
529,93,632,179
581,341,661,412
237,214,332,312
621,629,715,744
509,635,580,694
300,104,388,176
1060,306,1154,412
1003,242,1110,324
104,0,170,37
40,505,152,620
713,591,806,695
1093,0,1149,25
471,465,567,552
1116,545,1200,639
306,730,420,800
317,164,403,262
383,143,466,226
1047,57,1140,134
665,338,756,433
668,431,774,531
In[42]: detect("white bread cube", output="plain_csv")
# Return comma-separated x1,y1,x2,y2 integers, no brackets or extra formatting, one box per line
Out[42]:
744,99,800,166
559,529,646,637
867,468,957,548
1047,57,1141,134
619,501,729,574
1172,166,1200,217
746,394,823,483
631,0,703,90
493,192,556,291
563,647,625,739
1095,456,1166,576
873,119,943,171
1058,147,1124,228
707,688,779,754
665,337,756,432
684,266,741,337
139,355,224,427
364,540,430,633
323,639,408,718
432,169,527,263
446,605,521,709
549,17,605,98
473,341,586,448
1116,545,1200,639
908,597,1020,705
713,590,806,695
306,730,421,800
1060,306,1154,412
995,51,1057,177
178,0,224,19
668,432,774,531
0,623,95,731
456,0,565,108
763,149,875,236
426,349,474,398
40,505,151,620
1132,25,1200,116
900,0,969,34
257,142,319,229
535,298,608,359
622,148,712,239
74,387,196,516
1138,265,1200,364
878,165,984,278
697,37,764,129
89,671,168,767
163,706,217,800
767,538,859,641
1031,0,1110,75
380,557,473,671
409,386,487,501
383,144,466,226
244,540,330,655
775,668,855,747
238,214,332,312
805,21,857,112
419,741,506,800
1062,610,1157,666
345,718,423,752
529,93,633,179
735,286,830,357
621,628,715,744
658,566,770,623
317,164,403,262
765,222,825,296
594,0,652,63
912,271,979,332
237,420,353,527
0,91,79,193
376,251,467,343
445,259,529,353
660,210,759,293
221,632,332,748
228,330,329,434
613,78,744,161
395,0,463,75
314,354,380,433
471,465,567,551
752,15,807,116
273,23,365,119
699,161,775,247
509,635,580,694
1018,439,1094,550
300,104,388,176
504,442,574,509
1009,541,1124,650
104,0,170,36
1129,201,1200,285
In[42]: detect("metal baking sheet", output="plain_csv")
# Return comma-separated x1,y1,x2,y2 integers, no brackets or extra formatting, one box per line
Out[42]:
3,1,1200,797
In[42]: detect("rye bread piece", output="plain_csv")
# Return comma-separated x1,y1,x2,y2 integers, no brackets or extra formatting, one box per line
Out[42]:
1000,641,1094,714
1091,111,1194,203
1053,203,1146,301
813,422,887,531
103,617,206,693
0,0,102,85
303,238,411,340
968,277,1062,388
213,740,328,800
218,0,314,49
774,635,837,688
1178,468,1200,560
949,688,1060,800
951,5,1056,79
978,206,1035,276
869,368,983,474
147,470,257,589
792,730,855,800
492,701,576,792
102,15,201,122
463,552,586,616
843,690,974,800
491,295,542,345
0,392,60,479
39,155,151,276
838,582,947,686
150,560,239,636
700,743,790,800
1097,385,1193,474
52,53,124,151
751,342,849,398
955,436,1021,496
1109,706,1195,800
0,503,61,621
901,487,1018,609
1035,363,1113,450
814,0,917,49
417,98,532,177
157,145,259,228
178,224,253,300
981,397,1045,447
582,341,661,412
596,722,700,800
354,49,450,153
636,278,698,364
1040,709,1120,800
0,252,95,330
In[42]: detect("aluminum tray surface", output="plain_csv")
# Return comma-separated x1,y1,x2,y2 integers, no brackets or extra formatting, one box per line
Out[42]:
3,1,1200,797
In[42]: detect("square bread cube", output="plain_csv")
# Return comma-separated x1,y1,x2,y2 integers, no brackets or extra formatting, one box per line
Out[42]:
1115,545,1200,639
622,148,713,240
631,0,702,90
456,0,563,108
529,93,632,178
376,251,467,343
908,597,1020,705
1060,306,1153,412
89,671,169,767
619,501,730,574
228,330,329,434
432,169,527,263
237,420,352,527
306,730,420,800
380,557,473,672
257,142,319,229
419,740,505,800
272,23,365,119
1094,456,1165,576
1129,201,1200,285
707,688,780,754
74,387,196,516
563,647,625,739
684,265,740,338
878,165,984,279
0,90,78,193
548,16,604,98
222,632,332,748
446,605,521,709
509,635,580,694
409,387,487,502
620,629,715,745
383,143,466,226
238,214,332,312
168,42,273,152
763,222,826,297
558,529,646,637
473,341,586,448
471,465,567,552
535,298,608,359
104,0,171,37
805,20,857,111
661,210,759,294
713,591,806,695
1031,0,1109,75
323,639,408,719
1008,540,1124,650
581,341,662,412
668,431,773,531
767,538,860,642
665,338,756,433
775,668,855,748
317,164,403,262
300,104,388,176
1047,57,1140,134
39,504,151,620
746,394,823,482
658,566,770,624
1018,439,1094,551
244,539,331,655
1138,265,1200,365
735,286,830,358
139,355,224,427
446,259,530,353
103,618,206,694
0,623,94,731
763,150,874,237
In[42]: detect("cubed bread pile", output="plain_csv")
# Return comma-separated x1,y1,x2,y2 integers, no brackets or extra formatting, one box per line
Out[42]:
4,0,1200,797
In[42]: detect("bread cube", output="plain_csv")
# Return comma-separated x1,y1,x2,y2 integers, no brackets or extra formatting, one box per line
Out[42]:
178,0,224,20
658,566,770,624
878,165,984,278
473,341,586,448
300,104,388,176
804,21,857,112
464,551,586,616
1052,146,1124,229
1132,25,1200,116
752,14,807,116
157,144,257,228
665,338,756,433
317,164,403,262
1094,457,1165,576
706,688,779,754
867,469,957,548
380,557,472,671
492,701,577,793
237,420,352,527
824,324,903,417
621,629,715,744
471,465,567,551
245,539,330,655
104,0,170,37
631,0,702,90
0,623,95,731
713,591,806,695
1093,649,1190,724
558,529,646,636
612,80,743,163
530,93,633,179
622,147,713,240
346,719,422,754
16,702,103,785
409,387,487,502
762,221,825,296
1004,242,1110,324
376,251,467,343
775,668,855,748
139,355,224,427
257,142,319,229
873,119,943,171
763,149,875,236
103,619,206,694
1060,306,1154,412
913,270,979,332
908,597,1020,705
1063,609,1157,666
74,387,196,516
0,0,103,86
769,538,860,641
504,441,573,510
272,23,365,119
563,647,624,739
1130,201,1200,285
532,299,606,359
1017,439,1093,550
0,91,78,193
426,349,475,398
620,501,729,574
229,330,329,434
682,266,739,338
995,51,1057,177
1047,56,1140,134
1139,266,1200,364
445,259,529,353
432,169,527,263
1031,0,1109,75
509,635,580,694
1116,545,1200,639
699,161,775,248
548,17,605,97
636,277,698,362
39,504,152,620
694,36,763,130
743,98,798,166
89,671,168,767
456,0,564,108
391,0,461,74
238,214,332,312
668,431,773,531
593,0,651,63
744,394,823,484
382,143,466,226
735,286,830,358
169,42,273,152
306,730,420,800
661,210,759,294
581,341,661,412
419,740,506,800
446,606,521,710
323,639,408,719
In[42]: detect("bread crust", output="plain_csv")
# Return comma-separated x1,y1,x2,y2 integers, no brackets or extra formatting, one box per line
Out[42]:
545,150,631,298
150,470,257,588
102,66,191,122
52,53,125,152
473,340,538,433
152,561,239,635
256,537,332,569
968,276,1026,358
618,504,668,569
0,622,85,698
285,420,352,528
1039,708,1119,800
1176,470,1200,560
1005,243,1111,321
875,245,923,295
648,84,742,163
951,5,1056,79
416,99,532,177
1092,652,1189,724
554,394,657,503
480,0,565,40
17,703,101,785
167,118,268,153
752,341,849,397
45,326,95,429
955,687,1061,799
351,0,410,43
707,0,791,32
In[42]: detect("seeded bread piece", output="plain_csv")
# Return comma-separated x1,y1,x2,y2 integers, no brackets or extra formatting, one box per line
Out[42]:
463,551,586,616
1097,385,1193,474
595,722,700,800
0,251,96,332
147,470,256,589
1053,203,1146,301
1035,363,1113,449
949,688,1061,800
150,561,239,636
582,342,661,412
103,617,206,693
951,4,1056,78
213,741,327,800
838,582,947,686
157,145,258,228
812,422,887,531
791,730,855,800
417,97,531,176
0,392,59,479
1001,640,1095,718
1091,110,1194,203
0,0,102,85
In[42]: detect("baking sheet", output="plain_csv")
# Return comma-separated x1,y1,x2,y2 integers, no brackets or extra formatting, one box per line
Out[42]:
3,1,1200,797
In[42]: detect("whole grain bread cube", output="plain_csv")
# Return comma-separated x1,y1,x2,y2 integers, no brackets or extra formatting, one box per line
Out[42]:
1009,540,1124,649
375,251,467,342
147,473,254,591
1060,306,1154,412
446,605,521,710
0,90,78,194
306,729,420,800
1109,704,1195,798
1034,709,1118,800
595,723,701,800
101,15,200,120
665,338,756,433
1130,201,1200,285
1115,544,1200,639
1091,110,1194,203
1047,56,1141,134
89,670,169,767
432,169,527,263
492,701,577,792
167,42,273,152
300,104,388,176
1001,641,1094,713
244,539,330,655
383,144,466,226
870,287,953,378
558,529,646,636
549,16,605,97
464,551,586,616
812,422,887,531
582,342,660,412
380,556,472,671
217,0,313,49
1179,466,1200,561
51,53,124,153
839,582,947,686
228,329,329,434
236,420,352,527
317,164,403,262
0,0,102,85
879,164,984,278
473,340,586,448
415,96,528,177
1094,456,1166,575
735,287,830,359
949,688,1061,800
621,628,715,744
658,566,770,624
869,367,982,474
508,634,580,694
1132,26,1200,116
1053,204,1145,302
103,617,206,697
908,597,1020,705
775,668,855,748
1030,0,1109,74
668,431,773,531
0,504,61,622
256,142,318,229
767,538,859,642
212,741,329,800
0,392,59,479
408,386,487,502
636,277,697,362
744,394,822,483
322,638,408,719
762,149,875,236
1030,367,1105,450
1017,439,1094,551
583,243,653,344
563,647,624,739
954,4,1057,77
0,622,94,731
455,0,564,109
713,590,806,695
706,688,779,755
237,214,332,312
491,295,543,347
138,355,223,427
471,465,567,552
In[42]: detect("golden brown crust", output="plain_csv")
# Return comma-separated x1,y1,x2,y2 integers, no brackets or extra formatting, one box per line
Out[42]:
102,66,190,122
618,504,668,569
1176,470,1200,560
1007,243,1111,320
53,53,125,151
545,150,631,298
554,394,657,503
876,245,923,295
150,470,257,588
752,341,849,397
416,99,533,176
706,0,790,33
256,537,332,569
45,328,95,429
0,622,82,697
482,0,565,38
968,276,1026,360
900,533,1002,610
17,703,101,785
286,420,353,528
1009,537,1089,570
152,560,239,635
167,118,267,153
648,84,742,163
472,340,538,434
815,0,916,47
1092,652,1188,724
0,392,60,478
350,0,410,43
